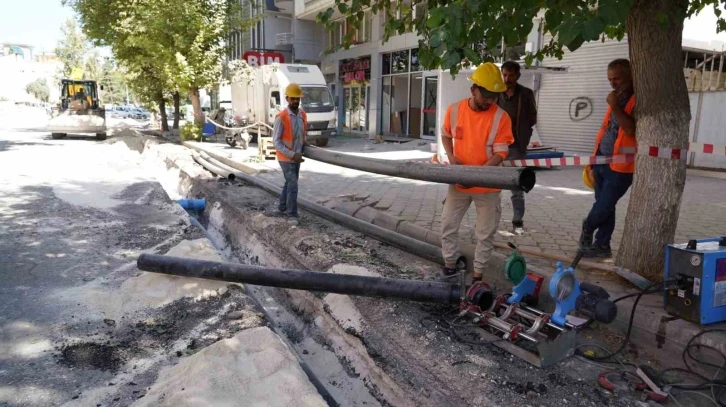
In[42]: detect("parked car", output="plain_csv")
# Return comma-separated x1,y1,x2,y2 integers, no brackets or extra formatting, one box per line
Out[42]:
131,108,151,120
108,107,131,119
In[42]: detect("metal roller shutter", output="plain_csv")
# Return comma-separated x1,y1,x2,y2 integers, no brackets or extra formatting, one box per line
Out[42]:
537,36,630,153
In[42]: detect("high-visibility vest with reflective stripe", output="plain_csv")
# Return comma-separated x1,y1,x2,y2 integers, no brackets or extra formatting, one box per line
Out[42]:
593,95,636,174
442,99,508,194
276,109,307,162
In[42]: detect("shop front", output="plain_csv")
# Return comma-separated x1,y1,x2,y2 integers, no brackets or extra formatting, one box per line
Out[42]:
339,56,372,134
380,48,438,139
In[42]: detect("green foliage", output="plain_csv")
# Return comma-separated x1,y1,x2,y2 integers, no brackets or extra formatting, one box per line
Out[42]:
55,18,89,78
98,58,130,105
319,0,726,75
180,122,201,141
25,78,51,102
71,0,261,124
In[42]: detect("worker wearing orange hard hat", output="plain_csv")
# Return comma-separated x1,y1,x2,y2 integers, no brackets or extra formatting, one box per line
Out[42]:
268,83,312,227
439,62,514,282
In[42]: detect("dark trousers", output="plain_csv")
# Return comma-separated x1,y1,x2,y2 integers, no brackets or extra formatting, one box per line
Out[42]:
278,161,300,217
506,147,526,223
585,164,633,247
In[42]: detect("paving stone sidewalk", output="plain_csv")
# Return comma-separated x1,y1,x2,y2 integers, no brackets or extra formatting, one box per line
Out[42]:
199,137,726,261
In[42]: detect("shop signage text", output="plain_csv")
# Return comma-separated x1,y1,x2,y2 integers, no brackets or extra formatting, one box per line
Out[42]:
340,56,371,84
243,51,285,67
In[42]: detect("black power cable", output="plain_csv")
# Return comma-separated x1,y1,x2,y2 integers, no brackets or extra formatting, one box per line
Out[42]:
576,278,677,362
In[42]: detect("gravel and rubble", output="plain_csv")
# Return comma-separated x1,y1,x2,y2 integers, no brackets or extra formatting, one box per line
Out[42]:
176,164,651,406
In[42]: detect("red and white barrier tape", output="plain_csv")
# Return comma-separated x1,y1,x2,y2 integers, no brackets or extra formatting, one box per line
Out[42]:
502,142,726,167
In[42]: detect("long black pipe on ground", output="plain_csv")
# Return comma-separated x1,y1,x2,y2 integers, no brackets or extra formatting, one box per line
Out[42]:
137,254,467,306
303,146,536,192
198,153,447,266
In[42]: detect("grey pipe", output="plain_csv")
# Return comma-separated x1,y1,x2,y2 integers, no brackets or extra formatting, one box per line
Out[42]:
193,152,235,181
137,254,467,306
201,155,447,265
303,146,536,192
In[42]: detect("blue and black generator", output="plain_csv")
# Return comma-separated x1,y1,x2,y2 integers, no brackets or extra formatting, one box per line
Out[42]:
664,237,726,325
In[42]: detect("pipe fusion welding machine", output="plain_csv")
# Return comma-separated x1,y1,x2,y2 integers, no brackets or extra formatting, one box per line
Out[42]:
664,237,726,324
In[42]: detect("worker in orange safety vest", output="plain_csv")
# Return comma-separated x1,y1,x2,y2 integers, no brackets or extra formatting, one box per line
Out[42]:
579,59,636,258
267,83,312,227
439,63,514,281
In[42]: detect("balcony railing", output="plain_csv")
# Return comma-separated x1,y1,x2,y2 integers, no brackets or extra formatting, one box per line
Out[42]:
276,33,294,46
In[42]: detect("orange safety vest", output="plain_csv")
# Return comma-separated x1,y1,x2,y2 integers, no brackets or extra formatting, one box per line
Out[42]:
441,99,509,194
593,95,636,174
276,109,307,162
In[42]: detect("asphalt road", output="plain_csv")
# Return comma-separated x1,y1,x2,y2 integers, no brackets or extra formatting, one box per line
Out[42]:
0,128,192,406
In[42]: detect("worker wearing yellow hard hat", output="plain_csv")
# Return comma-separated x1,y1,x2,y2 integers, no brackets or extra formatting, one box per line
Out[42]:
285,83,303,98
438,62,514,283
268,82,311,227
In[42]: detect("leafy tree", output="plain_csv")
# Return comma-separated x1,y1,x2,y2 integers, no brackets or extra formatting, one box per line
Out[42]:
322,0,726,280
26,78,51,102
98,58,129,105
54,18,88,78
84,49,102,81
71,0,259,127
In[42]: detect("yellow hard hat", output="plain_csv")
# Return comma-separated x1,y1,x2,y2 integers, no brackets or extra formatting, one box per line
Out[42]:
469,63,507,93
582,165,595,190
285,83,303,98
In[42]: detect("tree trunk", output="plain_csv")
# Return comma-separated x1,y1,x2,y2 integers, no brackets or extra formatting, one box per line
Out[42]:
158,94,169,132
616,0,691,281
190,86,204,127
173,91,181,130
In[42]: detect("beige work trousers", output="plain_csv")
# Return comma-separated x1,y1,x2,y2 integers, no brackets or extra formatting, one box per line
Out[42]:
440,185,501,275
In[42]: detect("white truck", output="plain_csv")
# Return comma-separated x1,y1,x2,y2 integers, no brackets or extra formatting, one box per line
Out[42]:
227,64,337,147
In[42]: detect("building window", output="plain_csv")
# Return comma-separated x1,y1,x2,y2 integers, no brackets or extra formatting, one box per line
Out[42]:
380,48,428,138
391,50,409,74
329,9,373,50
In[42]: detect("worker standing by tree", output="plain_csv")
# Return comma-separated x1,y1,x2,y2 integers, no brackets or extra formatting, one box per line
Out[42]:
497,61,537,235
579,59,636,258
440,63,514,281
268,83,311,226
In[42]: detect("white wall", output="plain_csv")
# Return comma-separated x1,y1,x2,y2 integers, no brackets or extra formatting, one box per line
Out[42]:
294,20,326,62
688,91,726,169
537,37,630,153
0,55,62,102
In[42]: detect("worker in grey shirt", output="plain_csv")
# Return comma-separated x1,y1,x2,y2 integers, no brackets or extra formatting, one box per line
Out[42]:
269,83,311,226
498,61,537,235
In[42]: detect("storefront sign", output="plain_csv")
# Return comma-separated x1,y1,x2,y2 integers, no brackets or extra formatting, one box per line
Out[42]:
243,51,285,67
340,56,371,84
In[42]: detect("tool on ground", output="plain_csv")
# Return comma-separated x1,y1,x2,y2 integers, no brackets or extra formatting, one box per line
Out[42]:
460,251,617,367
138,251,615,367
598,368,669,403
664,236,726,324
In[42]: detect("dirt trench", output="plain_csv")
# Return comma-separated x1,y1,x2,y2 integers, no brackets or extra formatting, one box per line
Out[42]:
132,135,650,407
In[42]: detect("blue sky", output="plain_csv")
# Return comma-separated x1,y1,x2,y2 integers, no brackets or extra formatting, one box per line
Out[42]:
1,0,76,52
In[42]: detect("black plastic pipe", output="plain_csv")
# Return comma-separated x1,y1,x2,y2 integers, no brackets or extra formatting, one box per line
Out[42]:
303,146,536,192
137,254,464,305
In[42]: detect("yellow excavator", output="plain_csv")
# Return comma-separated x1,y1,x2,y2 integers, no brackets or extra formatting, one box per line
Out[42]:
47,68,107,140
